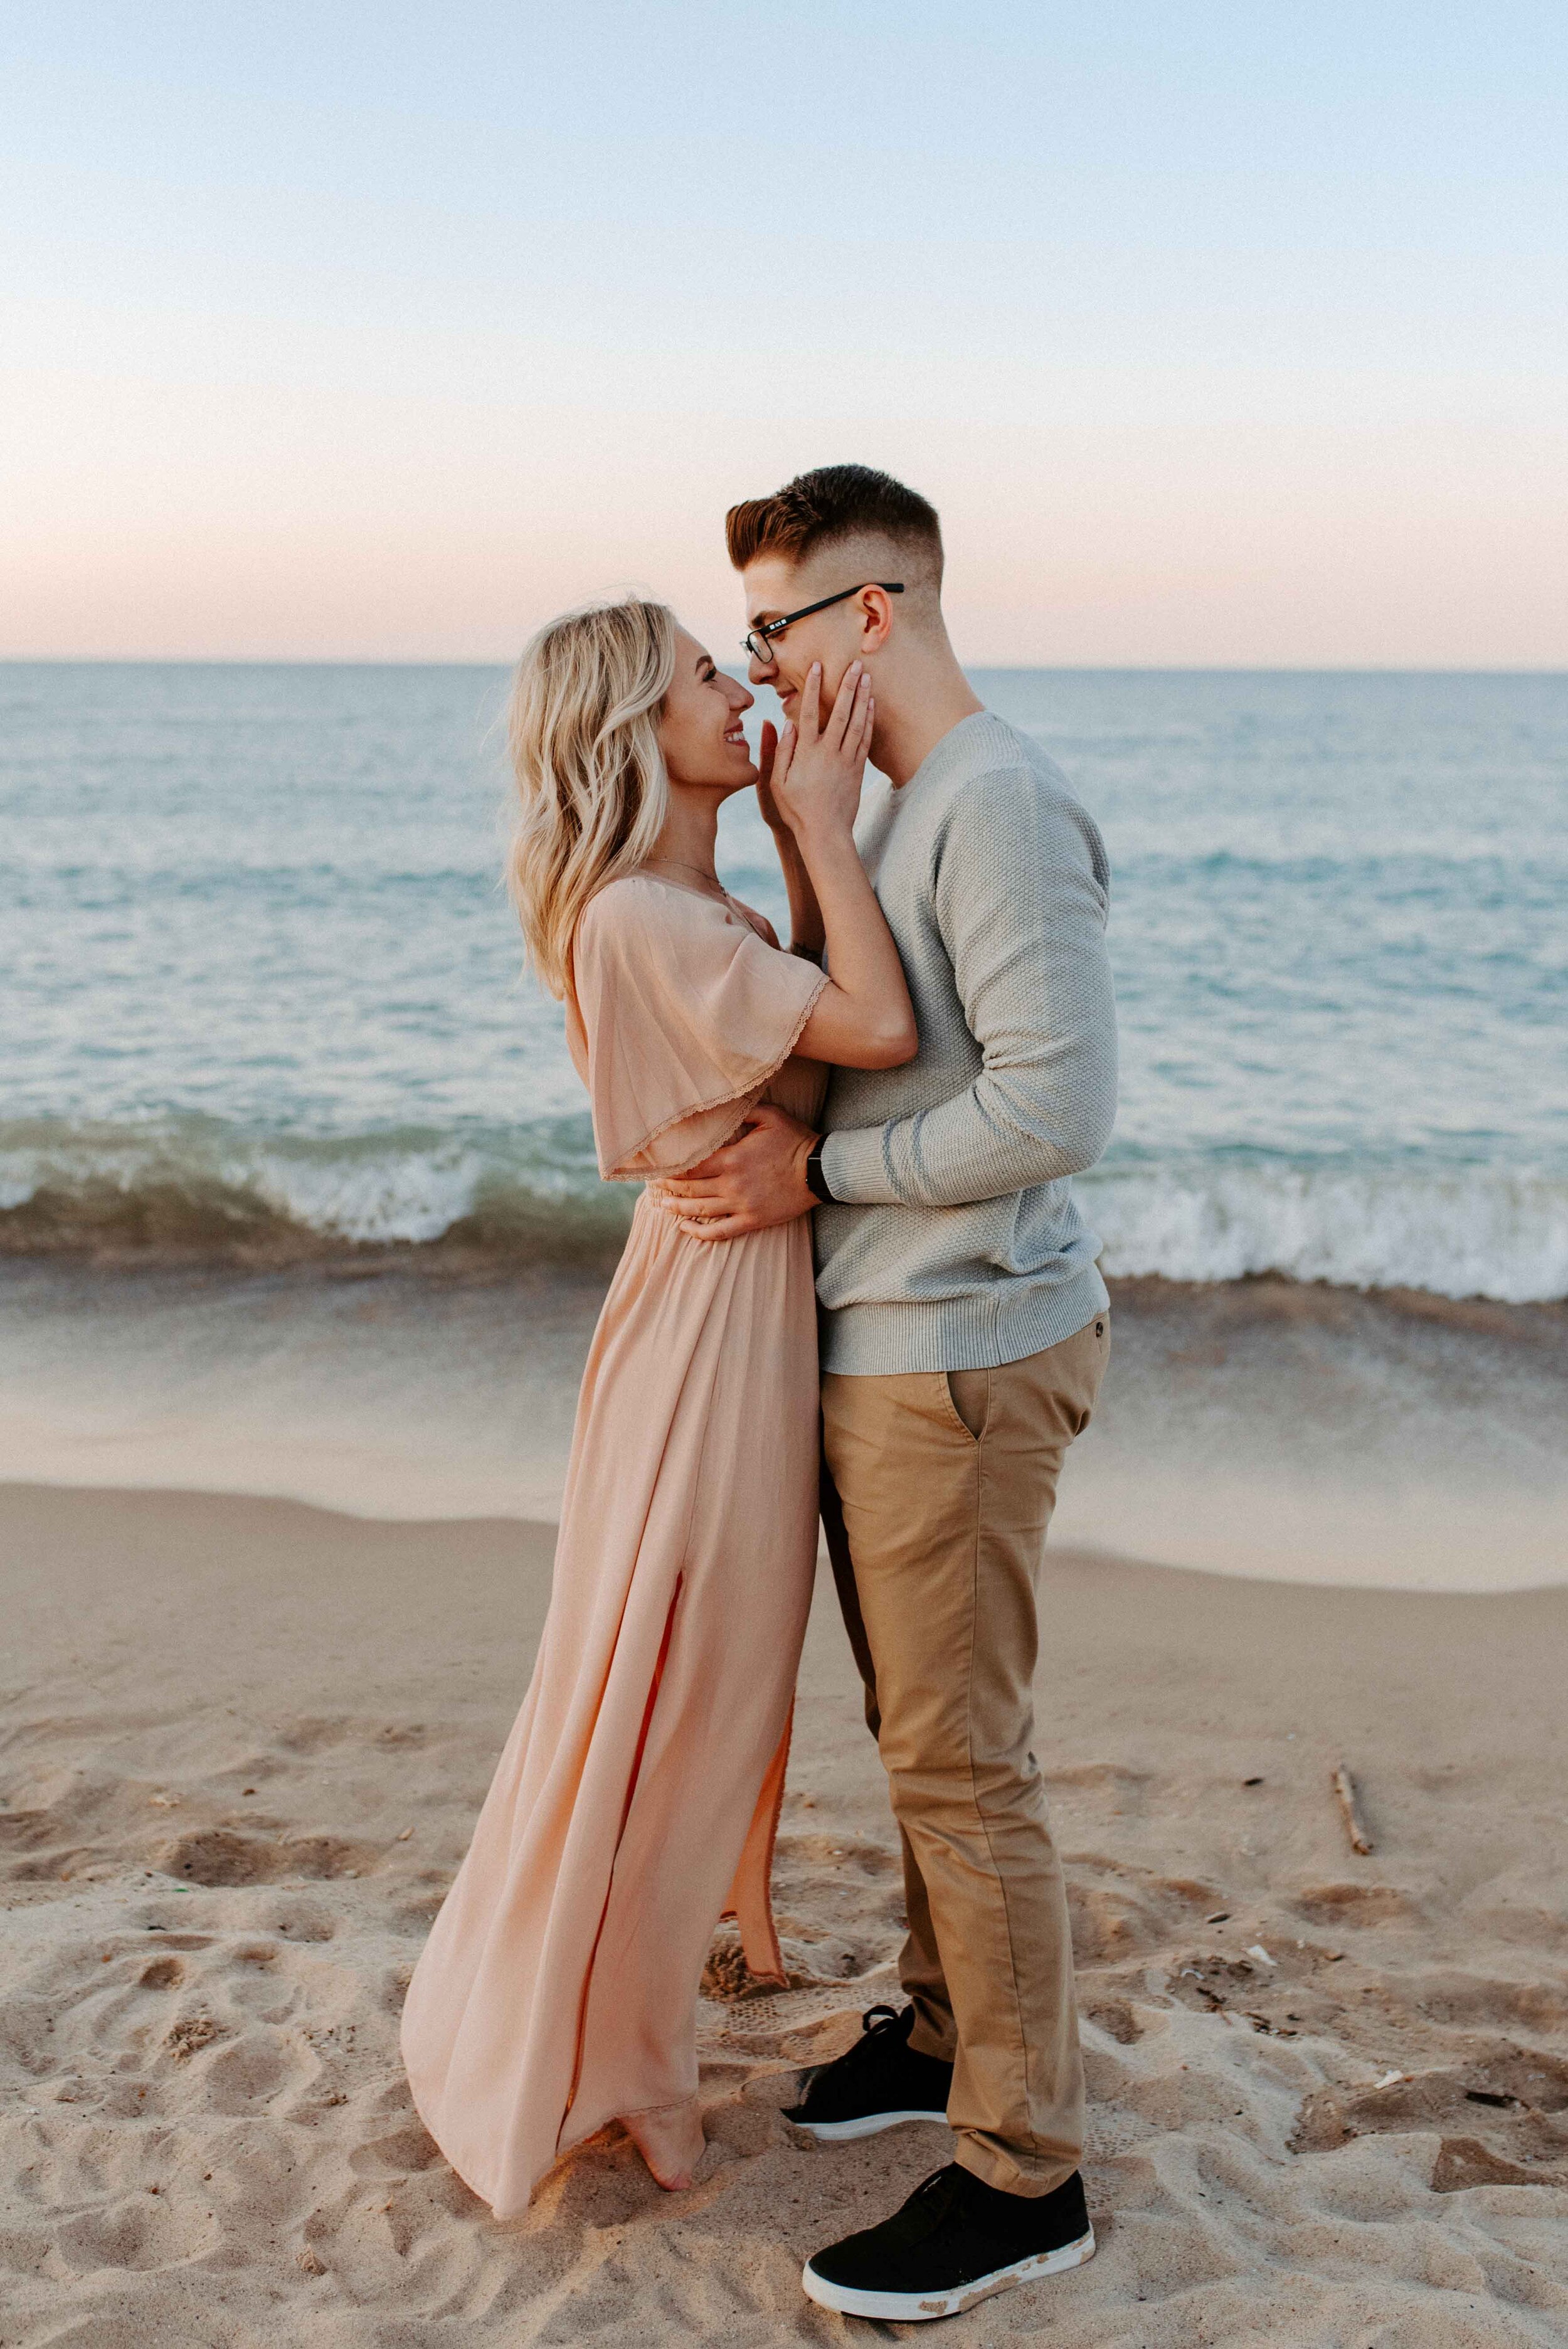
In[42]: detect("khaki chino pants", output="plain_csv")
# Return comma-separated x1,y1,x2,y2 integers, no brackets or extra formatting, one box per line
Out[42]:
820,1312,1109,2197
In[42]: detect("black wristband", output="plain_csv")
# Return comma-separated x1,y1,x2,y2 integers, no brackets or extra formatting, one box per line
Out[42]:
804,1141,835,1204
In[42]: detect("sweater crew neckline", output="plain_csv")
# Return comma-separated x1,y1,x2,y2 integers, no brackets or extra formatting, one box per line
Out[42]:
890,709,995,796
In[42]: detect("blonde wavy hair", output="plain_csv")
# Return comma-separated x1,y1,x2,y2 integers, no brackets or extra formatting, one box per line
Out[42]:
505,598,678,996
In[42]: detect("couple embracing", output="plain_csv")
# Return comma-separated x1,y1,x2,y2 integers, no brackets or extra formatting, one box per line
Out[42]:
401,465,1118,2324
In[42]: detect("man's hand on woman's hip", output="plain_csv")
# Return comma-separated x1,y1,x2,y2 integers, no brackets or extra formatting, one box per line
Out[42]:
660,1102,818,1241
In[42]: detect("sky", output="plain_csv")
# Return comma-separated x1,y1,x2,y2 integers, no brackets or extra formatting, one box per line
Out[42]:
3,3,1565,667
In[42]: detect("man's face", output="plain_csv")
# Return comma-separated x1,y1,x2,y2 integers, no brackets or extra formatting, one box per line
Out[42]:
740,555,872,724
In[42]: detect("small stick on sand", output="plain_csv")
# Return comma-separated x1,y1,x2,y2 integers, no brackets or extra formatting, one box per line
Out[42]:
1332,1764,1374,1855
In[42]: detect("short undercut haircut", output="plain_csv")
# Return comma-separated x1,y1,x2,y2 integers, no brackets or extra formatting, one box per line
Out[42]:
726,464,943,585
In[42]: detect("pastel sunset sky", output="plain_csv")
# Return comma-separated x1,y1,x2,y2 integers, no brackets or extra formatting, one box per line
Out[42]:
4,3,1564,667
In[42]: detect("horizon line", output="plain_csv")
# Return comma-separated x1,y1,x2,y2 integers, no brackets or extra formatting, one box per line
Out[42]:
3,659,1565,679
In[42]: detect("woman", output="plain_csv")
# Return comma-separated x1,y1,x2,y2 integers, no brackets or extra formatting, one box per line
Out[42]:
401,598,914,2215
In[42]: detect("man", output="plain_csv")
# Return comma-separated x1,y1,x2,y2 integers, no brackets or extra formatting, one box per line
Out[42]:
663,465,1116,2323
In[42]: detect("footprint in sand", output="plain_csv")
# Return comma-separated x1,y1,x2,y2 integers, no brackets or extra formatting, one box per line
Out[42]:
1067,1857,1224,1964
156,1825,380,1885
1293,1880,1421,1927
53,2187,220,2275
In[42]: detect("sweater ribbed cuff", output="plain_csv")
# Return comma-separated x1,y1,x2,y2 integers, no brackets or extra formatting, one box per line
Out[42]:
819,1123,902,1206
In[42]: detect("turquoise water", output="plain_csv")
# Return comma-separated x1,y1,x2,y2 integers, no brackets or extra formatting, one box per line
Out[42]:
4,663,1565,1298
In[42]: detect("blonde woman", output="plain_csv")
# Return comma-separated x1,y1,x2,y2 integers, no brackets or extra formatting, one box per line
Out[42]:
401,600,914,2212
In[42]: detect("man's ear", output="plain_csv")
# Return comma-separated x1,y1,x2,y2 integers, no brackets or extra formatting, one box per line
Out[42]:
856,585,896,653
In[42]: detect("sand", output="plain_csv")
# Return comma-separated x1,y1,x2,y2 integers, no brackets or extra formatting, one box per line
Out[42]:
3,1480,1566,2346
4,1263,1567,1592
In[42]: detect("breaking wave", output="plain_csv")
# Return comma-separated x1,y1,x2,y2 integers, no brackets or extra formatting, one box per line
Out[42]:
0,1115,631,1268
2,1115,1565,1305
1084,1157,1568,1305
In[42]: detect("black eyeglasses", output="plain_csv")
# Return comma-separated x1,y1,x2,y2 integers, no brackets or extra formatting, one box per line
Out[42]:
741,582,903,667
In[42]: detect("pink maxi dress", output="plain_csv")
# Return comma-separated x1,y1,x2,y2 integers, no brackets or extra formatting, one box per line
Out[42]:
401,873,829,2219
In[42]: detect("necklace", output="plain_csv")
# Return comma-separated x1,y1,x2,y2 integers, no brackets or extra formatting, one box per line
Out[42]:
647,856,726,896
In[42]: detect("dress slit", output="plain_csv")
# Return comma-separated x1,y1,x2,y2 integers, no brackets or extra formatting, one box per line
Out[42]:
559,1571,684,2135
721,1702,794,1986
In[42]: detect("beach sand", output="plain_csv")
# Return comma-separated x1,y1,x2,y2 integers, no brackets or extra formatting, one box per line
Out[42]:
5,1263,1567,1590
3,1478,1565,2345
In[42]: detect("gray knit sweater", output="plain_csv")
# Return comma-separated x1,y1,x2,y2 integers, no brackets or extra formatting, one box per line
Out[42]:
816,711,1116,1375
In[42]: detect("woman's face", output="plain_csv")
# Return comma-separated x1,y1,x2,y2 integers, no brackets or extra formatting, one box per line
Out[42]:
657,628,757,795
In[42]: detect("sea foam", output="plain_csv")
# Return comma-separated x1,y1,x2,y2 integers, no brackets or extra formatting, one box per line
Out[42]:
4,1116,1565,1303
1083,1160,1568,1304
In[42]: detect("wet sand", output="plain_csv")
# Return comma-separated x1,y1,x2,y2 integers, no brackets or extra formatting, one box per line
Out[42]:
4,1259,1567,1587
3,1481,1565,2345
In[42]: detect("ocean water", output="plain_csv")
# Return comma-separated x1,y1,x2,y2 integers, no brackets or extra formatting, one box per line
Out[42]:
4,662,1566,1303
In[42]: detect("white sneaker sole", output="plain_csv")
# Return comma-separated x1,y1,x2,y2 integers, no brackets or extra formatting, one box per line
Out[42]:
801,2227,1095,2320
788,2106,949,2143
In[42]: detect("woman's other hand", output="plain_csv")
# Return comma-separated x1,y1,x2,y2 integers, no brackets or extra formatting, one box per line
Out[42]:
769,664,874,846
754,720,789,836
755,718,827,958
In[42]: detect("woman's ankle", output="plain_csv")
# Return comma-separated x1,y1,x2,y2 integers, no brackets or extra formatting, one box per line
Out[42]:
621,2097,705,2191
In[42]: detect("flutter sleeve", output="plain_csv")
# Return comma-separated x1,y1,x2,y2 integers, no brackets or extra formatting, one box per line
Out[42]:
568,876,828,1180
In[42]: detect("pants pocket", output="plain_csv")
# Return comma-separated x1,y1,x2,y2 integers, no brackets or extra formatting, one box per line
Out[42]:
943,1367,988,1441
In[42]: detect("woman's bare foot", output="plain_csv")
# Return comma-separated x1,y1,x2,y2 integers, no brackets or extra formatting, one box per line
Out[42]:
622,2098,705,2190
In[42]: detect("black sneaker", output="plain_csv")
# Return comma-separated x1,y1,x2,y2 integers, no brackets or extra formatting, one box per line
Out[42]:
802,2162,1094,2321
785,2003,953,2142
